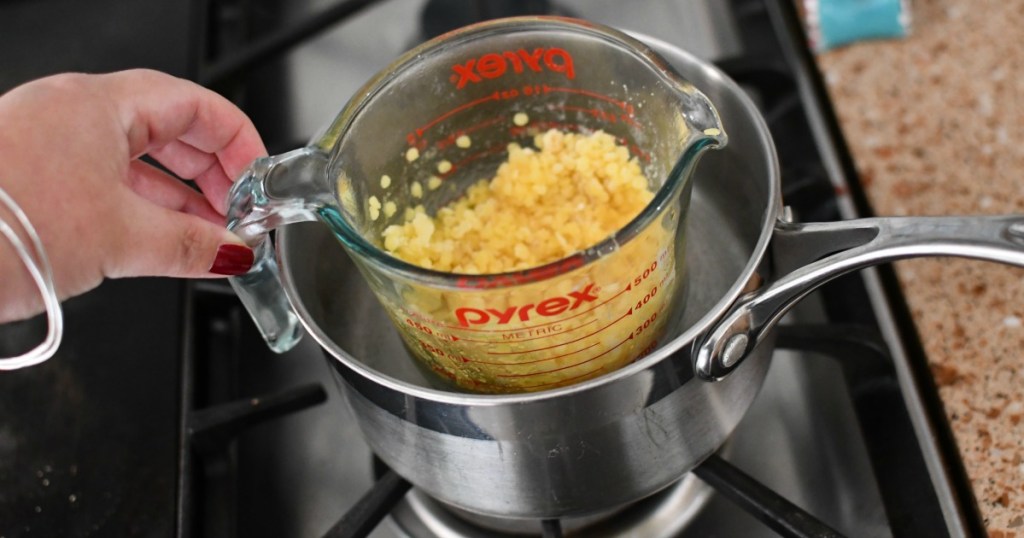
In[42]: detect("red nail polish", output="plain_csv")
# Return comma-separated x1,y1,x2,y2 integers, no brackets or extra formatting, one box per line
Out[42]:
210,244,254,276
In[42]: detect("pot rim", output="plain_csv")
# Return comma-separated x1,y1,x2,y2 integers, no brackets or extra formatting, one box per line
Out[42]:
277,31,782,406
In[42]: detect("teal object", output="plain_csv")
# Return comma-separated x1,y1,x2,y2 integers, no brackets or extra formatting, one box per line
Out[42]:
815,0,909,51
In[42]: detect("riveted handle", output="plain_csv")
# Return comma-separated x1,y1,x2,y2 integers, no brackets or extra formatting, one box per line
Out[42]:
696,215,1024,381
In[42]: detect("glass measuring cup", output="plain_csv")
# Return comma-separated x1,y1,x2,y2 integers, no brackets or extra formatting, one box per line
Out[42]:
226,17,726,393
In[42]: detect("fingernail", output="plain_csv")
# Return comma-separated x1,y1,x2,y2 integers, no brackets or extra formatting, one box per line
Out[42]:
210,244,254,276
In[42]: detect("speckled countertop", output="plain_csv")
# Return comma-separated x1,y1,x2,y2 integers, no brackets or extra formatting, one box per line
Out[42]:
812,0,1024,534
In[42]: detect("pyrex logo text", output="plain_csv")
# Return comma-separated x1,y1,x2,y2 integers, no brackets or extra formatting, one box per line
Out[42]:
454,284,598,327
452,47,575,89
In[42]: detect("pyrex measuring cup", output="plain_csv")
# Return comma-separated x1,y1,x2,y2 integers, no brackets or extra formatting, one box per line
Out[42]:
226,17,726,393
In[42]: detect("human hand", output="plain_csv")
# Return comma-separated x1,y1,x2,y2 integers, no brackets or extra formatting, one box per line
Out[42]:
0,69,266,322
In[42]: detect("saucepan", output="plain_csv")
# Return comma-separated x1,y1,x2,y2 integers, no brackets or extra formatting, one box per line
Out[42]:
232,18,1024,518
227,16,726,394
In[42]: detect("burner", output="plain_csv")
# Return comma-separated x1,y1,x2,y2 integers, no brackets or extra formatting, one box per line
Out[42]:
390,473,712,537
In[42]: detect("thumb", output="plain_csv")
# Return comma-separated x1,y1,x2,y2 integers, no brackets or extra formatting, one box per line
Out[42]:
109,205,254,279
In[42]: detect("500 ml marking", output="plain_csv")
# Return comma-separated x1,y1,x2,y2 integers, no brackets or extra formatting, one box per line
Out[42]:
633,260,658,287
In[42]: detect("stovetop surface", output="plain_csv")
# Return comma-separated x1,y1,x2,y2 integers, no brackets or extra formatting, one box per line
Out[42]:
0,279,183,537
0,0,974,536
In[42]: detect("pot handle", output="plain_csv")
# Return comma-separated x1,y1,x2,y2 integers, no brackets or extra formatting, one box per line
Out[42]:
225,147,331,353
695,214,1024,381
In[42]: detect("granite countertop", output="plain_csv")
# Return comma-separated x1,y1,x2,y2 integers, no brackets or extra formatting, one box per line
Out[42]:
812,0,1024,534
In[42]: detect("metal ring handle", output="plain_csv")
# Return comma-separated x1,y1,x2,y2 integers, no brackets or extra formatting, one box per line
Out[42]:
695,215,1024,381
0,186,63,369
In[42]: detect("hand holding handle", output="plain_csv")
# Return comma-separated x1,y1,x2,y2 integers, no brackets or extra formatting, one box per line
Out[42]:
225,147,331,353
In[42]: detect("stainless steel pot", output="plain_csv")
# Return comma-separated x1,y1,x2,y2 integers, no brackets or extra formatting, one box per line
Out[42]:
273,34,1024,519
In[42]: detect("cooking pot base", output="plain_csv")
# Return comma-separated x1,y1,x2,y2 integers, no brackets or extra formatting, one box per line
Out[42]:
386,471,713,537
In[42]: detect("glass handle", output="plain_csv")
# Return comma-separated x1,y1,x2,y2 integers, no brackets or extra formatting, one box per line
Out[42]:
225,147,330,353
228,241,301,352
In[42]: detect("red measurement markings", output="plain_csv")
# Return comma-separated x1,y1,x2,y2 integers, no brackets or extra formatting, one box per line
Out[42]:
412,91,502,139
518,362,615,390
509,121,583,138
630,308,665,364
414,85,534,141
404,318,462,342
498,332,634,379
455,256,585,290
417,339,470,362
402,308,449,328
634,338,660,362
542,85,634,115
435,116,506,150
427,362,458,383
465,342,600,366
443,144,507,178
552,104,620,124
613,136,651,162
411,83,640,146
486,307,633,355
632,260,658,288
405,136,429,152
631,310,658,340
657,269,671,288
629,144,651,162
632,285,658,313
513,313,664,389
456,318,597,344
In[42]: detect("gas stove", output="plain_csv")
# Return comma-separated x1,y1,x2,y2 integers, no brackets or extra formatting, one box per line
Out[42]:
0,0,984,537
